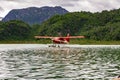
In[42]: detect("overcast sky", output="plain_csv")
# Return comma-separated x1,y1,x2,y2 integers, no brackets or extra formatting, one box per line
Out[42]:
0,0,120,18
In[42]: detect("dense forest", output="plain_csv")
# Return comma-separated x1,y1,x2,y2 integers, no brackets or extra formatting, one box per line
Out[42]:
0,20,31,40
33,9,120,41
0,8,120,41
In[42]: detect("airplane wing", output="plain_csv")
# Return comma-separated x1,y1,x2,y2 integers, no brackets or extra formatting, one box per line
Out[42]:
35,36,85,39
68,36,85,38
34,36,53,39
53,36,85,38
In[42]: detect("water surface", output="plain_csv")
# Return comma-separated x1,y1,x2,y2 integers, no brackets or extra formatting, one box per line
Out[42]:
0,44,120,80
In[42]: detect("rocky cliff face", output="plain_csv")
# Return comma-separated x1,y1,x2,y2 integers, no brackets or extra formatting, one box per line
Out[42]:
2,6,68,24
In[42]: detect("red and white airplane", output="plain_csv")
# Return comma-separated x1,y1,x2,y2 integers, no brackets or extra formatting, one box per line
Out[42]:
35,33,85,44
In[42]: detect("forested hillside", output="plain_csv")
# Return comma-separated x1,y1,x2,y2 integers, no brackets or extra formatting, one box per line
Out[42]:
0,8,120,41
33,9,120,40
0,20,31,40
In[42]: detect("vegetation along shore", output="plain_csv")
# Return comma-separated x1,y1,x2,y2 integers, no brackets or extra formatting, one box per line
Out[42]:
0,7,120,44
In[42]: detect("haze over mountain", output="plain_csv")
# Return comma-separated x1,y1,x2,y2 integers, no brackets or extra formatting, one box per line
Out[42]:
2,6,68,24
0,17,3,21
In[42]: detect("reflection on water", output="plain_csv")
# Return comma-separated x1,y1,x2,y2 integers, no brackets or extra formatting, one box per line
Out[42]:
0,44,120,80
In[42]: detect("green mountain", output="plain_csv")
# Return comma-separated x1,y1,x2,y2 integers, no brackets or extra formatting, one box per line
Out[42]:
2,6,68,25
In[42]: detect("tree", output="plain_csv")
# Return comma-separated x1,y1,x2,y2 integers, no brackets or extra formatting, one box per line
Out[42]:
0,20,31,40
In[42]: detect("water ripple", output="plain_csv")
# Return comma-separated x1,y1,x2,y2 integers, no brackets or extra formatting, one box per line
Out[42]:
0,44,119,80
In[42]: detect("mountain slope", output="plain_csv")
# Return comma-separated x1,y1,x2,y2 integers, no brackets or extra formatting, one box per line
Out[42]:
2,6,68,24
32,9,120,40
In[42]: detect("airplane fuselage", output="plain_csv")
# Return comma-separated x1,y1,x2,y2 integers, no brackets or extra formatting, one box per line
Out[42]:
52,37,69,44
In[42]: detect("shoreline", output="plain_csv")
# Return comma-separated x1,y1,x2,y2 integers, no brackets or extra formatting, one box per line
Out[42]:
0,39,120,45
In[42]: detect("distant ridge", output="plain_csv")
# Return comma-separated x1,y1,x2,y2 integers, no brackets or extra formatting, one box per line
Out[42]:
2,6,68,24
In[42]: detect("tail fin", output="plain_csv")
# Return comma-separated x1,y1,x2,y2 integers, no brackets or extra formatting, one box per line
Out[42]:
65,33,70,42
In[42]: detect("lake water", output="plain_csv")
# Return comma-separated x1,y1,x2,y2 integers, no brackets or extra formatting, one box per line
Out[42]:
0,44,120,80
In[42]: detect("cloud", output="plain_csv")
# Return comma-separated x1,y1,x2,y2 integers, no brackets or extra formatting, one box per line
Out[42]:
5,0,19,1
80,0,120,12
60,3,74,7
0,16,2,18
54,0,120,12
4,0,26,2
0,6,4,19
0,7,4,11
1,0,120,17
0,17,3,21
50,0,79,7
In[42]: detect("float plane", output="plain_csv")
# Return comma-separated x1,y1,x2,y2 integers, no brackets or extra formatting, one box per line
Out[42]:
35,33,85,47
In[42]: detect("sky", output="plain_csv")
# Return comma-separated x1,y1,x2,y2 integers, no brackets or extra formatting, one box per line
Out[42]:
0,0,120,18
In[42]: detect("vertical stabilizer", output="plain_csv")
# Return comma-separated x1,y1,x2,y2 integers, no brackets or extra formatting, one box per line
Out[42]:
65,33,70,42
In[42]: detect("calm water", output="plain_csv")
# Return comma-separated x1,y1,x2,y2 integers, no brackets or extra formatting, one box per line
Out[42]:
0,44,120,80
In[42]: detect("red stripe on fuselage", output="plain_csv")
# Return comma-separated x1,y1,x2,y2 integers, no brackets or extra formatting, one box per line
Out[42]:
52,37,69,44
